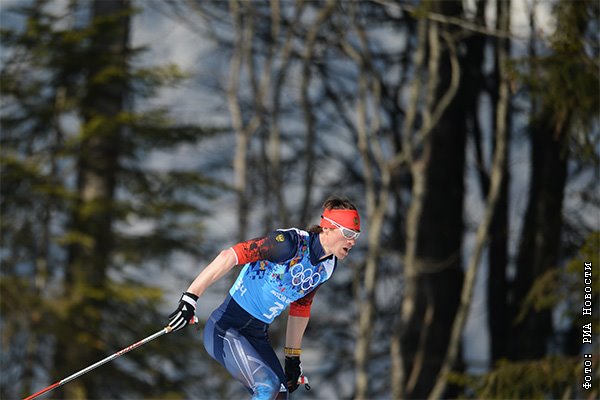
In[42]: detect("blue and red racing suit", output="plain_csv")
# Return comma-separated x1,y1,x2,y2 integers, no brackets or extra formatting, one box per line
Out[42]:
203,228,337,399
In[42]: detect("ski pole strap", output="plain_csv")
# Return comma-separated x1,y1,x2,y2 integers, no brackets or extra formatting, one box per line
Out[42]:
284,347,302,357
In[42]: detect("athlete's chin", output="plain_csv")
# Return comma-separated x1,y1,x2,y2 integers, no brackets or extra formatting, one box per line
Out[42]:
336,248,350,259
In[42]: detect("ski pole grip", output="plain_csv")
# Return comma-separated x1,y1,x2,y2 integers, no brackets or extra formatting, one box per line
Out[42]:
165,316,198,333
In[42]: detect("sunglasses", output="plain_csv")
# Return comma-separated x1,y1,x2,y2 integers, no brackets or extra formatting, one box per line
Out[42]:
322,216,360,240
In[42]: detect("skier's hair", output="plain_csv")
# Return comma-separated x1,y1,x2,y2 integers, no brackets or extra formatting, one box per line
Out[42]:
307,196,358,234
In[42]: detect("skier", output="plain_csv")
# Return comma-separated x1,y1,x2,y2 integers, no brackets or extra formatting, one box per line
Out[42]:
168,196,360,399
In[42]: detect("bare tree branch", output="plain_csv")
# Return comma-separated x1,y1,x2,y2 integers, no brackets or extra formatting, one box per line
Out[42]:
371,0,532,41
299,0,336,226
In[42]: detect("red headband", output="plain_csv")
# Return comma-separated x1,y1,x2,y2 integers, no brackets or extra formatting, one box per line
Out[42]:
320,208,361,231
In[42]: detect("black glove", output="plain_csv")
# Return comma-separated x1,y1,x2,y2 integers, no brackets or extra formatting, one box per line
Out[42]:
168,291,198,331
285,356,302,393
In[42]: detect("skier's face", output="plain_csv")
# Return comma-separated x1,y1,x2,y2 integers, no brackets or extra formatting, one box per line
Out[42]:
321,227,357,259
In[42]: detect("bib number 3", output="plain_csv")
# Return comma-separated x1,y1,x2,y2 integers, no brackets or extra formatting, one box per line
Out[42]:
263,301,285,320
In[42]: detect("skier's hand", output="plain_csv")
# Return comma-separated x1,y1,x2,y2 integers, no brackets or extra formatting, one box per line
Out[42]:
285,355,302,393
168,292,198,331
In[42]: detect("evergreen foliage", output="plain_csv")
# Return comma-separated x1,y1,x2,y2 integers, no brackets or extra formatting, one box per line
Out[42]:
0,1,219,398
454,232,599,399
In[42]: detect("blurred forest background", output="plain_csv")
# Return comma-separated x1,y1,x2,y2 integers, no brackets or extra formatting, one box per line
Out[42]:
1,0,599,399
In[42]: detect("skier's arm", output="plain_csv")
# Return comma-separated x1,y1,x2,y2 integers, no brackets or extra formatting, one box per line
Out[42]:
186,248,238,297
168,248,238,331
285,288,319,348
285,315,310,349
285,308,312,392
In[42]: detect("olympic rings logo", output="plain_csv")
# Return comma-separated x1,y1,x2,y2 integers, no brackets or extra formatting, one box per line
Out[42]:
290,263,321,291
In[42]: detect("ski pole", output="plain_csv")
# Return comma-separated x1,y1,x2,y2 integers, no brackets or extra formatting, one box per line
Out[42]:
24,318,197,400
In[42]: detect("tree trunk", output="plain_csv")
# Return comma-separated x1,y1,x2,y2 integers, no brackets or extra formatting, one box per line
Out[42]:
353,70,391,400
54,1,130,398
502,0,582,364
486,0,512,364
507,0,570,361
429,1,511,396
229,0,251,244
400,1,467,398
508,106,569,360
298,0,336,226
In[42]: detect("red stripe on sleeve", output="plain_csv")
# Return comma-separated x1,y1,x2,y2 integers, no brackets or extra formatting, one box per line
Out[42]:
289,288,318,318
